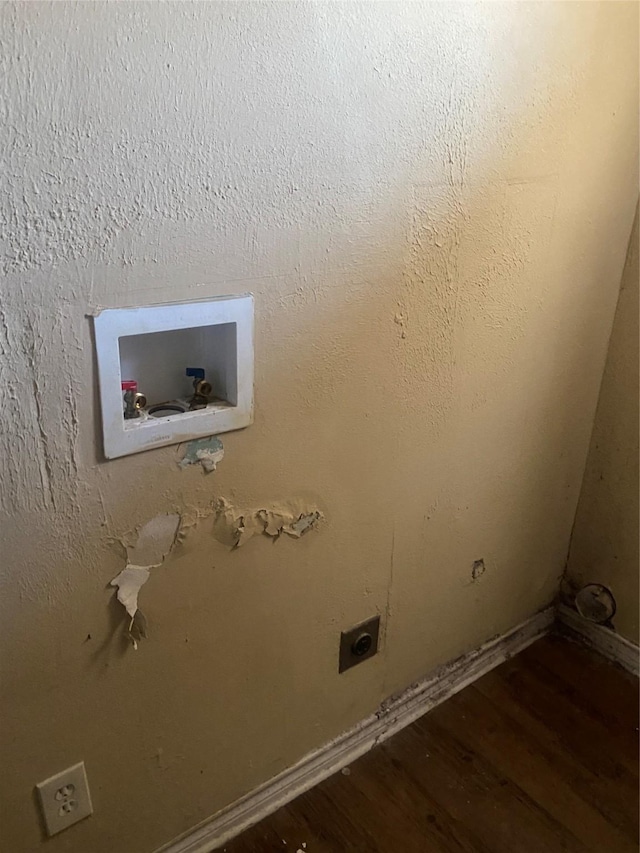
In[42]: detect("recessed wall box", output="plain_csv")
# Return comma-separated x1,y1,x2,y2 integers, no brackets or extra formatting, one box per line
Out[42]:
93,295,254,459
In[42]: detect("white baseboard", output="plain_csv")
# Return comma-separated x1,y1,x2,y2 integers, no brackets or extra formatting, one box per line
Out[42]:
556,604,640,677
156,606,554,853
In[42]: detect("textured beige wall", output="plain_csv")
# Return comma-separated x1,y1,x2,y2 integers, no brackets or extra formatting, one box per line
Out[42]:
1,3,638,851
566,207,639,644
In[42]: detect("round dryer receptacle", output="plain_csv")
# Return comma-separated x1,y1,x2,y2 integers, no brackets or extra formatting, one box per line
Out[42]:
575,583,616,624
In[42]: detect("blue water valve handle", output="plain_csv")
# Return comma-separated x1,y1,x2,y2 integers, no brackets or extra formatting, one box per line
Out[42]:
186,367,205,380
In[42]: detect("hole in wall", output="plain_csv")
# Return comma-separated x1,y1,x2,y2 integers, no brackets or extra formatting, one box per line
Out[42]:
471,559,486,581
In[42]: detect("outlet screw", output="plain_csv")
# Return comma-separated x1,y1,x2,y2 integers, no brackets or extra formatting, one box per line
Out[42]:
352,632,373,656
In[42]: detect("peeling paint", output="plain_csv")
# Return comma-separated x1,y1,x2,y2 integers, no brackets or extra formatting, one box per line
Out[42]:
179,436,224,473
124,513,181,566
110,566,150,647
110,513,180,648
288,512,322,537
212,498,323,549
107,501,321,642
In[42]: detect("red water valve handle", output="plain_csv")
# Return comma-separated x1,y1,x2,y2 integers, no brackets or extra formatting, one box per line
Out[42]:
121,380,138,392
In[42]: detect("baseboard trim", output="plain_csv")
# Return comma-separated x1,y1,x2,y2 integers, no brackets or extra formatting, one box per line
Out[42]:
556,604,640,677
156,606,554,853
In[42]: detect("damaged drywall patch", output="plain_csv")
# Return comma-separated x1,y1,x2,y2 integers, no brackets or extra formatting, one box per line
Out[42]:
471,559,486,581
110,513,180,648
179,436,224,473
212,498,323,549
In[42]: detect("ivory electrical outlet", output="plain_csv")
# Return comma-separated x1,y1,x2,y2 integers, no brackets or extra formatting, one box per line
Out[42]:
36,761,93,836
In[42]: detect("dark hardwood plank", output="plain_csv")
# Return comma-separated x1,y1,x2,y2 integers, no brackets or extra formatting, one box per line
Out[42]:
223,636,639,853
475,660,639,838
522,635,639,733
428,684,637,853
381,715,589,853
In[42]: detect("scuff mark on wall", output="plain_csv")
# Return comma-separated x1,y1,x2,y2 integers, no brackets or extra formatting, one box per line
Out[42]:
179,436,224,473
212,498,323,549
110,513,180,648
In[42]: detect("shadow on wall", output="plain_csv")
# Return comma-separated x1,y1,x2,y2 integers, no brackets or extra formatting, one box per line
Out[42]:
562,203,639,643
234,4,639,683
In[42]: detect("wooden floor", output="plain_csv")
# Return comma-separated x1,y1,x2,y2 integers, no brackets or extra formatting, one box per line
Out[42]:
222,635,639,853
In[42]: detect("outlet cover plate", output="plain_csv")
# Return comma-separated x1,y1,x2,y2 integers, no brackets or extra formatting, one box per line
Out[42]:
339,615,380,673
36,761,93,836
